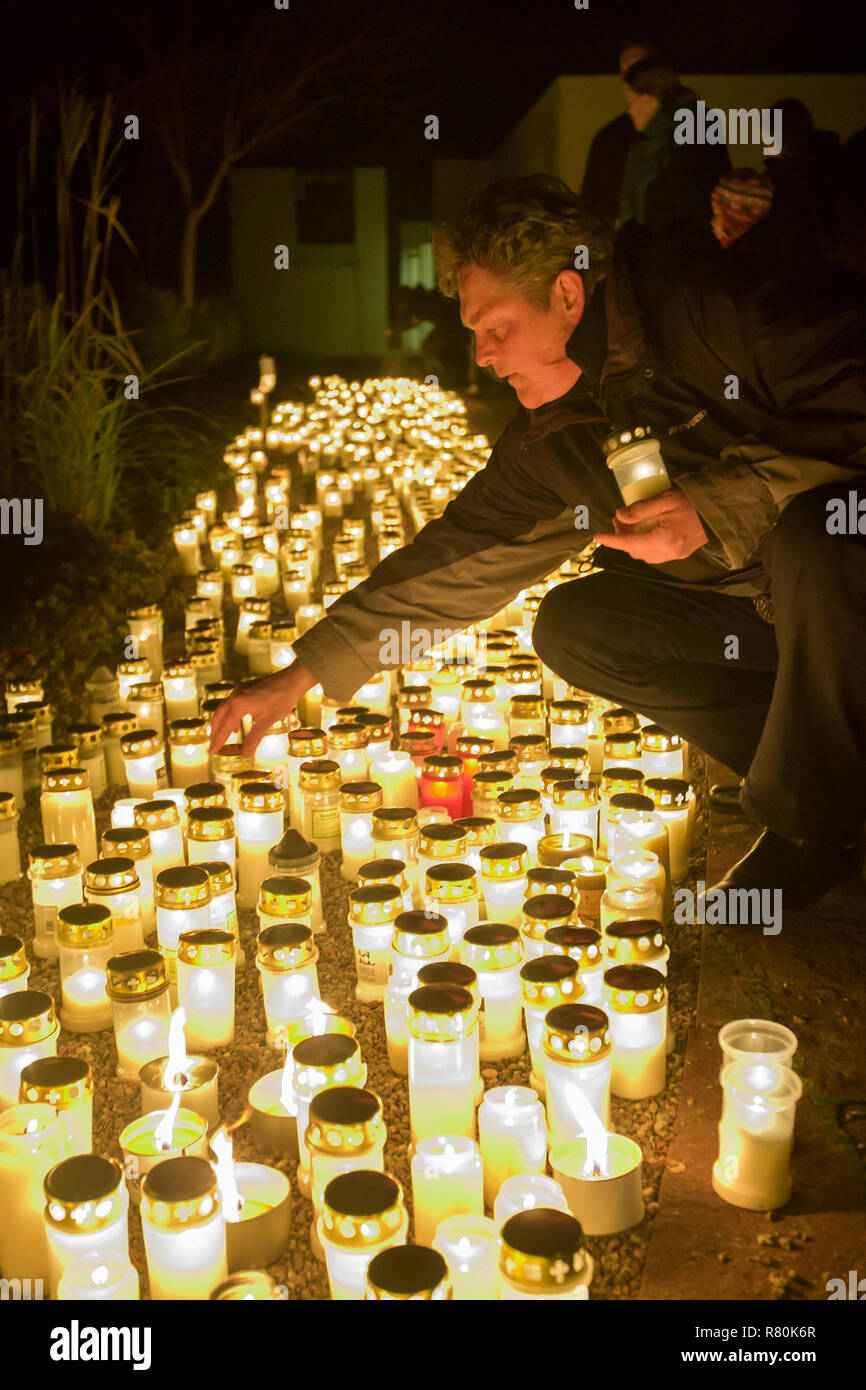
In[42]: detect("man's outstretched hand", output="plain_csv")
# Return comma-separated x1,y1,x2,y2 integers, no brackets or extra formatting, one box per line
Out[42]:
593,488,708,563
208,660,317,758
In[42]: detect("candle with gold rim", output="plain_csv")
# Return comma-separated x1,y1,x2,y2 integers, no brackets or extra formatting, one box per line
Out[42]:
598,767,644,857
141,1155,227,1300
19,1055,92,1155
318,1170,408,1301
520,955,583,1098
293,1035,367,1190
0,1103,68,1283
543,924,605,1006
543,1002,613,1144
366,1244,452,1301
383,911,450,1074
298,759,341,850
133,798,184,876
460,923,524,1060
106,949,172,1081
155,866,211,993
640,725,684,778
347,883,402,1003
306,1086,385,1228
83,857,144,955
236,781,285,910
338,781,383,882
478,842,529,928
410,1135,484,1245
0,989,59,1109
0,933,30,1000
477,1085,547,1206
256,922,320,1048
56,904,114,1032
424,863,479,950
495,788,545,861
499,1208,592,1301
40,766,98,865
176,929,236,1049
43,1154,128,1298
520,893,578,963
407,984,479,1147
26,844,82,961
603,964,668,1099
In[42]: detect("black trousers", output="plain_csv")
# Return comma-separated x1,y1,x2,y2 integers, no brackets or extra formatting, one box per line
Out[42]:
532,481,866,839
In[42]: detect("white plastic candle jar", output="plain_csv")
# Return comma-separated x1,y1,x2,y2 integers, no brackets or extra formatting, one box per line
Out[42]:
407,984,479,1147
101,715,139,787
520,893,578,963
257,875,313,931
600,884,661,939
365,1244,451,1301
84,857,144,955
543,1002,613,1145
495,789,545,861
57,1251,140,1301
101,828,156,937
339,782,384,882
0,989,60,1110
236,782,285,910
372,808,421,901
69,725,107,800
40,766,98,867
256,923,320,1049
0,794,21,895
605,429,670,508
499,1208,593,1301
19,1055,92,1156
460,923,525,1061
0,934,29,999
57,904,114,1033
410,1135,484,1246
432,1214,500,1301
155,866,212,989
357,858,413,913
384,911,451,1074
134,800,185,876
117,658,152,705
477,1086,548,1208
44,1154,129,1298
298,760,341,851
126,683,165,740
141,1155,227,1300
327,723,369,781
550,782,600,850
27,843,83,960
348,883,402,1003
106,949,172,1081
549,698,591,748
120,730,168,799
306,1086,385,1219
286,730,327,827
293,1037,367,1184
460,680,507,747
598,769,644,858
603,964,668,1100
0,1103,69,1285
186,806,236,876
713,1061,802,1211
479,842,530,928
640,725,684,778
128,602,164,678
644,778,691,881
177,929,236,1049
520,955,584,1097
168,718,211,788
318,1170,408,1301
424,864,479,950
162,664,200,723
173,523,201,574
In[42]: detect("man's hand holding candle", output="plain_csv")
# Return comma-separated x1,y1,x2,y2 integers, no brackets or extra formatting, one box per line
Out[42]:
593,488,708,563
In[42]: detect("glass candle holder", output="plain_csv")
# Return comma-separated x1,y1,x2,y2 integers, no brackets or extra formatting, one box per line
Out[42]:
126,684,165,739
548,698,591,748
366,1244,452,1300
479,843,529,928
187,806,236,875
57,904,114,1032
56,1251,140,1301
177,929,236,1049
600,884,660,939
19,1055,92,1155
543,1002,613,1143
550,783,599,850
117,657,152,705
357,858,413,912
0,990,59,1109
372,808,421,901
432,1213,500,1300
339,781,384,882
419,755,464,820
43,1154,128,1298
605,430,671,509
306,1086,385,1223
83,857,144,955
477,1085,547,1208
236,782,285,909
717,1018,798,1075
472,769,514,820
40,767,98,866
603,964,667,1099
713,1061,803,1211
407,984,479,1147
598,768,645,857
460,924,525,1061
348,883,402,1003
327,723,369,781
318,1170,408,1300
256,924,320,1048
640,725,684,779
298,759,341,851
141,1155,227,1300
107,949,172,1081
155,866,212,989
493,1173,570,1224
499,1208,592,1301
0,1104,70,1284
543,925,605,1007
495,789,545,861
520,956,583,1096
285,730,326,826
0,933,29,999
268,828,323,934
101,828,155,937
410,1135,484,1246
384,911,451,1074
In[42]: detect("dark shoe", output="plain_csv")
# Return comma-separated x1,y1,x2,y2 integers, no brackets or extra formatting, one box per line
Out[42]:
704,828,864,914
708,781,746,816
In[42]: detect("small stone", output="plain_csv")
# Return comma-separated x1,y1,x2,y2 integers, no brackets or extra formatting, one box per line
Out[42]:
481,1068,498,1080
717,1252,731,1263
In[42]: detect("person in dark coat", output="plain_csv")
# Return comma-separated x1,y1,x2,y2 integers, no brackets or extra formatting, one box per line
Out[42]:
619,57,730,236
580,39,664,222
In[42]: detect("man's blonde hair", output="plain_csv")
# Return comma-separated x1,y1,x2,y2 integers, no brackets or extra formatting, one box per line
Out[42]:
432,174,614,310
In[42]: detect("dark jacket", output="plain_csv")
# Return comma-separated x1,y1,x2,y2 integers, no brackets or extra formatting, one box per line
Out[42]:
581,113,636,221
293,220,866,702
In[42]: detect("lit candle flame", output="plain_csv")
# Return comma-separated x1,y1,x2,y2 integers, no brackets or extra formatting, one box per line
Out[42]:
211,1126,244,1221
565,1084,610,1178
163,1006,190,1090
153,1090,181,1152
306,998,336,1038
25,1118,39,1135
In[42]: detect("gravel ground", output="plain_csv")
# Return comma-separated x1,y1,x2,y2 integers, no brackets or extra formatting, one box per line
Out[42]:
0,750,709,1301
